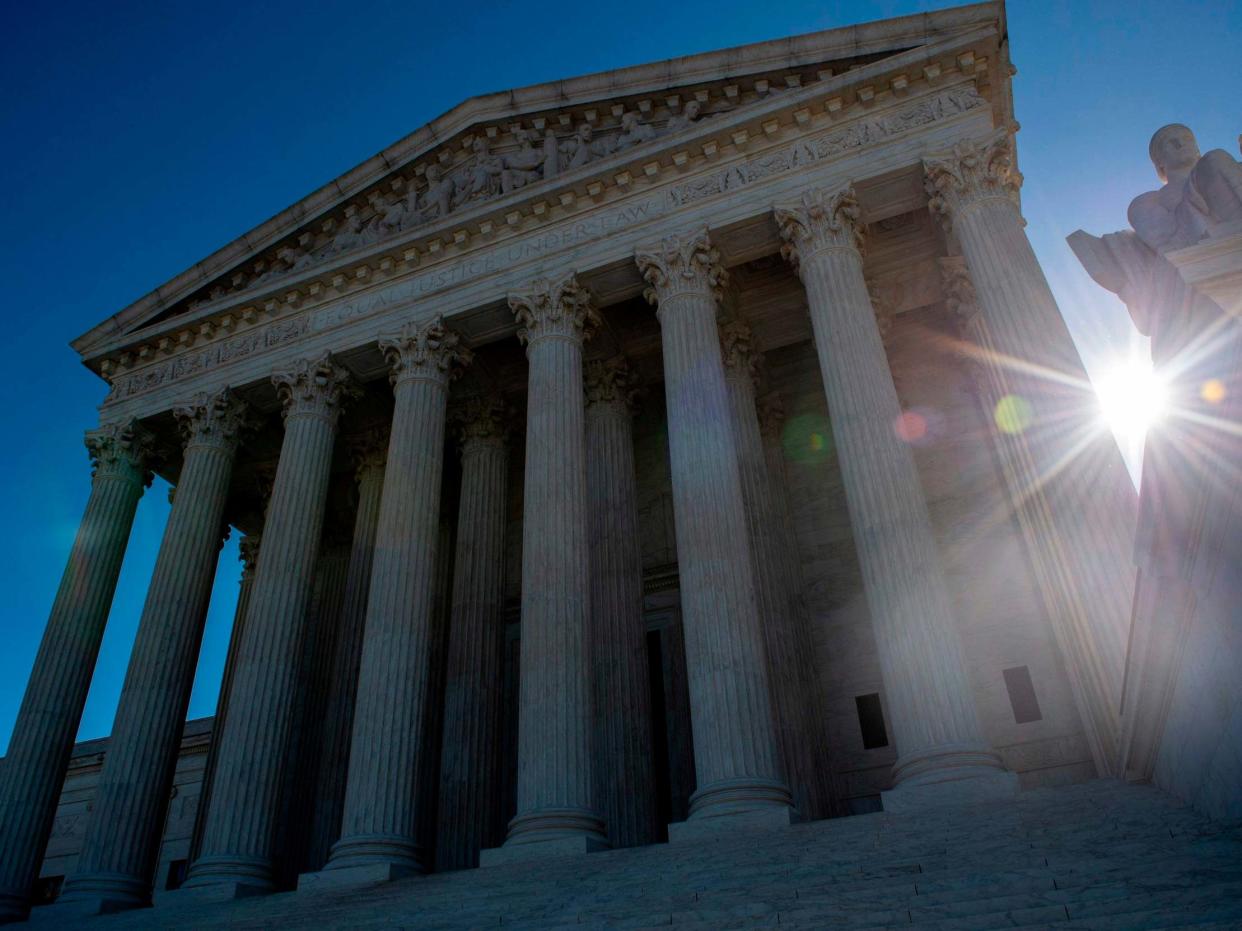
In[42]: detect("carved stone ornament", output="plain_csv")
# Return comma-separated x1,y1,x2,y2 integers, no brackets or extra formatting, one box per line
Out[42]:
378,316,473,386
172,387,254,452
584,355,641,412
238,534,262,583
938,255,980,334
922,127,1023,232
450,394,510,449
347,425,390,479
757,391,786,442
271,351,361,421
719,320,762,385
85,419,156,486
508,272,601,345
105,86,991,405
636,228,729,305
867,280,899,343
774,183,866,270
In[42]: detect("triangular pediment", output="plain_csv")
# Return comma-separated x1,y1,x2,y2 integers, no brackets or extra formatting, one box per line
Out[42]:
74,1,1004,370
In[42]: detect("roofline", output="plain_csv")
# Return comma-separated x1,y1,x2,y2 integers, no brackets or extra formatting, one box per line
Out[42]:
71,1,1001,357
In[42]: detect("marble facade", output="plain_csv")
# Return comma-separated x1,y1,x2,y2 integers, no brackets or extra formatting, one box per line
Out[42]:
0,2,1157,922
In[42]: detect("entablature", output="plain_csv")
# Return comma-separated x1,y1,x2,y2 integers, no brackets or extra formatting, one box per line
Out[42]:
97,72,999,423
77,5,1008,377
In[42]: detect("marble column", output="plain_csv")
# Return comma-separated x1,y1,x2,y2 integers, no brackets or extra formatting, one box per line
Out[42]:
437,396,510,870
306,427,387,870
635,230,793,827
63,389,251,911
191,533,262,865
283,535,351,876
584,356,657,849
757,392,839,817
323,318,470,879
497,272,608,856
186,352,358,893
924,130,1137,774
719,323,826,821
0,421,153,922
775,185,1011,807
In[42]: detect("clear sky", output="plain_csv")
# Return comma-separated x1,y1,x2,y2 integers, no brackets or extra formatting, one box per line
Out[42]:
0,0,1238,752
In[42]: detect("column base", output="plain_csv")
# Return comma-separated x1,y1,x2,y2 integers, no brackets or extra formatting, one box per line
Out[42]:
323,833,424,876
479,807,609,867
479,834,607,868
687,776,795,820
297,860,420,894
882,745,1018,814
55,872,149,915
180,854,274,900
668,805,799,845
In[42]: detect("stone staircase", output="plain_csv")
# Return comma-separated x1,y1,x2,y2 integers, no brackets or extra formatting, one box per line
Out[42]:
31,780,1242,929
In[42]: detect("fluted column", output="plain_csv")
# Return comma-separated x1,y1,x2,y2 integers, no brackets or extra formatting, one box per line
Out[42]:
63,390,251,911
498,272,608,855
635,230,792,826
758,392,839,817
191,533,262,865
282,535,351,876
186,352,358,893
0,421,153,922
306,428,387,870
324,318,470,878
437,396,510,870
776,185,1011,806
719,323,827,821
584,357,657,849
925,130,1136,775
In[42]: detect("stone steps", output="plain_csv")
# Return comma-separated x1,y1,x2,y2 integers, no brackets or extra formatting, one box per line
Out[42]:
28,779,1242,929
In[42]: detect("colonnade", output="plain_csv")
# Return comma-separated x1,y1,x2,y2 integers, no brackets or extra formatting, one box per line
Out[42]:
0,144,1062,918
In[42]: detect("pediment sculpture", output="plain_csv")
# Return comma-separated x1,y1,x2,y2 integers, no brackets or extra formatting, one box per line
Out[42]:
188,100,716,310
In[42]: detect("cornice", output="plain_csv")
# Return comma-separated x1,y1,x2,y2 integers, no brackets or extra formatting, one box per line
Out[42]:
78,14,1003,371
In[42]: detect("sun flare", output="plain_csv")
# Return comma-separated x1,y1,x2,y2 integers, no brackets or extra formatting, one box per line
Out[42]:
1095,355,1167,441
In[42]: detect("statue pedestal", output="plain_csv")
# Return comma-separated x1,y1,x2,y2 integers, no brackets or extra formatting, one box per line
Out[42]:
1167,225,1242,314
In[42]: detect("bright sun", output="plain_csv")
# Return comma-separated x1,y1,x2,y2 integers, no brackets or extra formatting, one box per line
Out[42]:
1095,356,1167,440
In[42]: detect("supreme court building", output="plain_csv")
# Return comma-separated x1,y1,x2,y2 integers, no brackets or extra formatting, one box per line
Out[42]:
5,2,1239,927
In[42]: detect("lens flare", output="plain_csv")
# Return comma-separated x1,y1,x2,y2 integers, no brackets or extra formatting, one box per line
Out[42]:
994,394,1033,434
1201,379,1226,404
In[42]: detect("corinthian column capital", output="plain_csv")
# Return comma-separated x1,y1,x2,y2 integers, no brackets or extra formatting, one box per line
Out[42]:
757,391,786,443
450,394,510,451
584,355,640,413
922,128,1023,232
173,388,254,453
508,272,600,346
238,534,262,583
775,184,866,271
85,419,156,487
347,425,390,481
719,320,762,386
272,352,361,423
379,316,472,386
636,228,728,307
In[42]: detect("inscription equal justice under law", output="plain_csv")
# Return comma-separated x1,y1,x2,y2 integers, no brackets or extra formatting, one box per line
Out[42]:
107,84,983,404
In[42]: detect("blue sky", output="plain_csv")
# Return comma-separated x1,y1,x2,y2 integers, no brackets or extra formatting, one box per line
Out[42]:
0,0,1238,751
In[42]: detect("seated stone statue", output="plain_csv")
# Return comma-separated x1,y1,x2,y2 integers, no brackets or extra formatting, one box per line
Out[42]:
613,112,656,151
501,128,546,194
1127,123,1242,254
665,99,704,134
418,164,455,221
1069,124,1242,582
